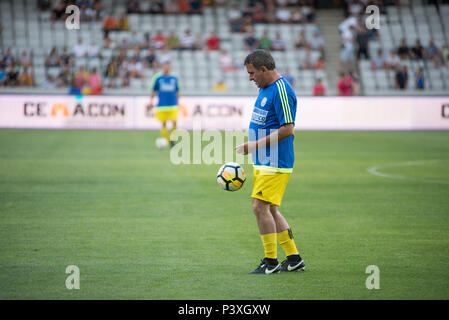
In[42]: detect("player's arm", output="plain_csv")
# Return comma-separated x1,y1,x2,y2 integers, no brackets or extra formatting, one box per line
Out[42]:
236,123,294,155
149,91,156,109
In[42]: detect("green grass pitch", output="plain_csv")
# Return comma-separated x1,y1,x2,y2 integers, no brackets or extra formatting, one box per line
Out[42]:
0,129,448,299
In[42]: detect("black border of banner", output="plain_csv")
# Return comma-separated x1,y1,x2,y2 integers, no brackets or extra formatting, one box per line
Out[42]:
0,300,445,317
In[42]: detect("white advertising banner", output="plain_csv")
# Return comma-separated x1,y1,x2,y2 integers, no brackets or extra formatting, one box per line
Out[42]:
0,95,448,130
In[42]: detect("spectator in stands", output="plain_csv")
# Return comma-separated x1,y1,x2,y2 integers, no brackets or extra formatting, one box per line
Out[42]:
252,2,266,23
271,32,286,51
153,31,167,50
179,29,196,50
337,72,355,96
18,67,34,87
340,29,355,74
149,0,164,13
244,29,258,51
410,39,425,60
102,12,118,38
178,0,191,14
313,78,326,96
128,31,142,48
103,34,117,49
291,7,304,23
425,39,444,67
80,2,96,22
74,66,90,91
73,39,88,58
355,25,370,60
58,64,72,87
258,30,272,50
303,6,316,23
128,58,143,80
127,0,142,13
228,4,243,32
167,31,180,50
0,67,6,86
212,79,228,92
301,47,314,70
144,49,158,69
189,0,203,14
44,75,58,89
219,50,236,72
45,48,62,67
118,12,130,31
307,28,325,57
394,65,408,90
386,50,400,70
105,57,118,85
51,1,68,21
87,42,100,58
93,0,105,21
348,0,363,16
38,0,51,11
264,1,277,23
315,55,326,70
157,45,171,65
5,65,20,87
19,51,32,69
205,31,221,51
294,30,307,49
276,3,292,23
371,48,387,70
164,0,179,13
397,38,409,59
415,67,424,90
2,48,15,67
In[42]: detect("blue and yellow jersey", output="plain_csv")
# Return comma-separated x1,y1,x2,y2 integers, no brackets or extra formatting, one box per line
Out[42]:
151,72,179,110
249,77,297,173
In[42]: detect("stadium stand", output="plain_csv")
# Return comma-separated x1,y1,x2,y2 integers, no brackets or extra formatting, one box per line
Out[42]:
0,0,447,96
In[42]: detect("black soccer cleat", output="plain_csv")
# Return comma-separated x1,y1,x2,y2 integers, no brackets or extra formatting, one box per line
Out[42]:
250,258,281,274
280,254,306,272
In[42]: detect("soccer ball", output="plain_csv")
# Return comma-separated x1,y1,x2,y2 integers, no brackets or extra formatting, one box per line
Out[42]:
155,137,168,149
217,162,246,191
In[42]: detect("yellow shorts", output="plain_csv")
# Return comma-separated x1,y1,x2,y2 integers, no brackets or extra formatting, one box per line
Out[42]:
156,108,178,122
251,169,291,207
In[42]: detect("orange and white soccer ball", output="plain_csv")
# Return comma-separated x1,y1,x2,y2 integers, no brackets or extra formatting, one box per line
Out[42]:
217,162,246,191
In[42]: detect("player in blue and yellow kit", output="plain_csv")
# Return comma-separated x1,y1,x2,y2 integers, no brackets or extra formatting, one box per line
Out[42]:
236,50,305,274
149,61,180,147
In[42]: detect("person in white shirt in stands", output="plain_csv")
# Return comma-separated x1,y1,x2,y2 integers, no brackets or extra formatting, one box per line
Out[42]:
219,50,236,72
276,4,291,23
87,42,100,58
386,50,400,70
179,29,196,50
73,39,88,58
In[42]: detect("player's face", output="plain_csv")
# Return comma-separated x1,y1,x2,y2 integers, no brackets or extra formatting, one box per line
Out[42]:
245,63,266,88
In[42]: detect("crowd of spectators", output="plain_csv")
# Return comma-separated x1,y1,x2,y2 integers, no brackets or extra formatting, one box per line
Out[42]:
338,0,449,92
228,0,316,33
0,49,35,87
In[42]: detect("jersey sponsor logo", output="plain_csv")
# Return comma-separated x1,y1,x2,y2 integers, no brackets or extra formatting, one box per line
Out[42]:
250,107,268,125
261,97,267,107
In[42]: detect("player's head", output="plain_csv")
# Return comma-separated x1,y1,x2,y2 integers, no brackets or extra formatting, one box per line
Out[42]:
162,61,171,75
244,50,277,88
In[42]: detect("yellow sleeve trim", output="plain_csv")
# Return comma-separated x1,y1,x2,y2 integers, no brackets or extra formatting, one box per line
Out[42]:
275,80,292,123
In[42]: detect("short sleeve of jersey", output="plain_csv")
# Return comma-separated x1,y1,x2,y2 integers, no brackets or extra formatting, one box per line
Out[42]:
152,75,160,92
273,79,297,126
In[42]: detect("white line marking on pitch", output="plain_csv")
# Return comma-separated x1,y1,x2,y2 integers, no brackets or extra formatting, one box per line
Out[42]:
367,159,449,185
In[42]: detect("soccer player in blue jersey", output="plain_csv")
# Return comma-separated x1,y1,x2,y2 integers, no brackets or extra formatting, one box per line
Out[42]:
149,61,180,148
236,50,305,274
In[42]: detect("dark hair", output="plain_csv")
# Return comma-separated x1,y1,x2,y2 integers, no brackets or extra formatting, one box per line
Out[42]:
244,49,276,70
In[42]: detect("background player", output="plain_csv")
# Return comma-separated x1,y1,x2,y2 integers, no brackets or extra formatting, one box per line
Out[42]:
149,61,180,148
236,50,305,274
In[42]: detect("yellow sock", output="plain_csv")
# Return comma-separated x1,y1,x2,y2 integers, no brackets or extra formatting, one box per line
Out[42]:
260,233,277,259
278,229,299,256
168,123,177,141
160,127,168,140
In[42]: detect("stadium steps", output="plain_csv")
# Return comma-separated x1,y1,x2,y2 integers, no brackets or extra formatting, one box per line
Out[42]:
315,9,345,95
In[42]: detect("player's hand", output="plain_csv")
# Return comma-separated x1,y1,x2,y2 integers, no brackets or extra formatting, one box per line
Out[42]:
235,141,256,155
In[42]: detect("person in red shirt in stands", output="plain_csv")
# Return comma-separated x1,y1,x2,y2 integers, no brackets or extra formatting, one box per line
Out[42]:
336,72,354,96
205,31,220,51
312,78,326,96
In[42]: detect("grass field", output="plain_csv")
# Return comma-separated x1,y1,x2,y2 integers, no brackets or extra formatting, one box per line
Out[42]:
0,129,448,300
